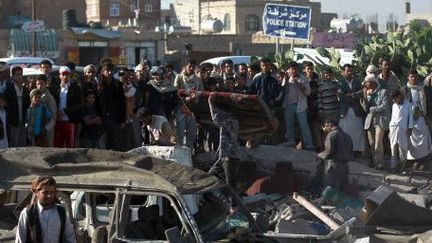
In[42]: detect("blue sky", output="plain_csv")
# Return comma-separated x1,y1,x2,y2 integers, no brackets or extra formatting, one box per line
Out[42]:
162,0,430,30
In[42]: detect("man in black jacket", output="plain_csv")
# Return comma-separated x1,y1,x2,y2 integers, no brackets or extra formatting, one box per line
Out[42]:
99,62,126,151
53,66,82,148
248,58,283,109
5,66,30,147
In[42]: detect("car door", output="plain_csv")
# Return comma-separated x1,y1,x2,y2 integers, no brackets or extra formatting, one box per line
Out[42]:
71,190,118,242
113,191,199,243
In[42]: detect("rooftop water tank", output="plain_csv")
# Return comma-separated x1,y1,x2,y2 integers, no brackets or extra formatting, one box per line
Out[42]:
201,19,224,33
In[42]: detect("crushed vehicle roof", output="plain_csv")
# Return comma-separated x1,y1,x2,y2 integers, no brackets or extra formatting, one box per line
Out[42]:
0,147,223,194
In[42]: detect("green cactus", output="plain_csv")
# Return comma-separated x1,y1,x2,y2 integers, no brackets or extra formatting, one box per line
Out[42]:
252,21,432,83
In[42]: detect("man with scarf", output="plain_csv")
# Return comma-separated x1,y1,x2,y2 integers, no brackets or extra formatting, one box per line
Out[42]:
401,70,432,170
362,74,391,169
145,66,177,120
16,176,76,243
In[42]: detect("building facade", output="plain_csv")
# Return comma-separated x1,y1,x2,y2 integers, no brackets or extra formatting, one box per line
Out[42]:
0,0,86,29
86,0,161,30
172,0,321,35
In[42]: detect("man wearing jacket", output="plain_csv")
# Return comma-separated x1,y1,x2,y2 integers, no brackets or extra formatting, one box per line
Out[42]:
362,74,390,168
98,62,126,151
5,66,30,147
53,66,82,148
338,64,366,156
248,58,283,109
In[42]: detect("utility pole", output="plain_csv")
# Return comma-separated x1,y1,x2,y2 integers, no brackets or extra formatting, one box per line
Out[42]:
32,0,37,57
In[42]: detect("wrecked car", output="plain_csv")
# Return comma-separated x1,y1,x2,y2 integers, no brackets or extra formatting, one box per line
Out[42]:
0,147,264,243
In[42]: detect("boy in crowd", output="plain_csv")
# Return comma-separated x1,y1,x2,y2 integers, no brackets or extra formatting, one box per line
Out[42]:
26,89,55,147
249,58,282,109
35,74,57,146
233,73,248,94
223,77,235,92
80,90,105,148
389,89,413,172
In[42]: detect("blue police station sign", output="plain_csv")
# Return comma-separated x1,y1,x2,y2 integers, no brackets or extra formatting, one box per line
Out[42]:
263,4,312,40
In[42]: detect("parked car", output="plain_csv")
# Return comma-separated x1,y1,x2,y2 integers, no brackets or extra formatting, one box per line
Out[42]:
0,57,55,68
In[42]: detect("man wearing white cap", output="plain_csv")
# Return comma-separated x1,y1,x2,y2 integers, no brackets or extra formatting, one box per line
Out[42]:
81,64,98,96
362,74,391,169
366,64,379,77
53,66,82,148
135,59,150,82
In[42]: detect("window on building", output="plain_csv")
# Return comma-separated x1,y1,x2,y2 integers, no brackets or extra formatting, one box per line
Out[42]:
165,16,171,26
87,4,97,18
144,4,153,13
110,3,120,17
224,13,231,31
245,15,260,31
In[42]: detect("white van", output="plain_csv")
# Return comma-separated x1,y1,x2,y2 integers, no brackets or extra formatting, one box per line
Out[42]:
0,57,54,68
200,56,252,66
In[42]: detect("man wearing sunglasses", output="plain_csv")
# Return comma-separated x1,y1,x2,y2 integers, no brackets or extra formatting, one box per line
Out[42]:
53,66,82,148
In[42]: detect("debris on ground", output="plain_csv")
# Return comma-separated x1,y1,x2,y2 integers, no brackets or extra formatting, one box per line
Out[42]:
214,145,432,242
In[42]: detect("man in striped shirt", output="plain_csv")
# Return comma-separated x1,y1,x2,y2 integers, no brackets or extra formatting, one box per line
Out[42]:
317,67,340,125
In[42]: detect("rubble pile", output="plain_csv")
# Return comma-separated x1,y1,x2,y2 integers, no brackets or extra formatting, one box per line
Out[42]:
197,145,432,242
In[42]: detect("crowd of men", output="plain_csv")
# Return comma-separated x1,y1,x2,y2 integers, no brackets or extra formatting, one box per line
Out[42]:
0,57,430,178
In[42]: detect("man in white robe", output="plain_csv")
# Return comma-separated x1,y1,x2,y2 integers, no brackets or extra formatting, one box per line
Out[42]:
389,89,413,172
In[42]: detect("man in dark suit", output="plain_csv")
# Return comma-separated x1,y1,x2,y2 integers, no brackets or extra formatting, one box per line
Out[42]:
98,62,126,151
337,64,366,156
5,66,30,147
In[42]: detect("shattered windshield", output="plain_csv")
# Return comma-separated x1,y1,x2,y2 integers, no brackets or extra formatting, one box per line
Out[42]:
189,187,252,242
